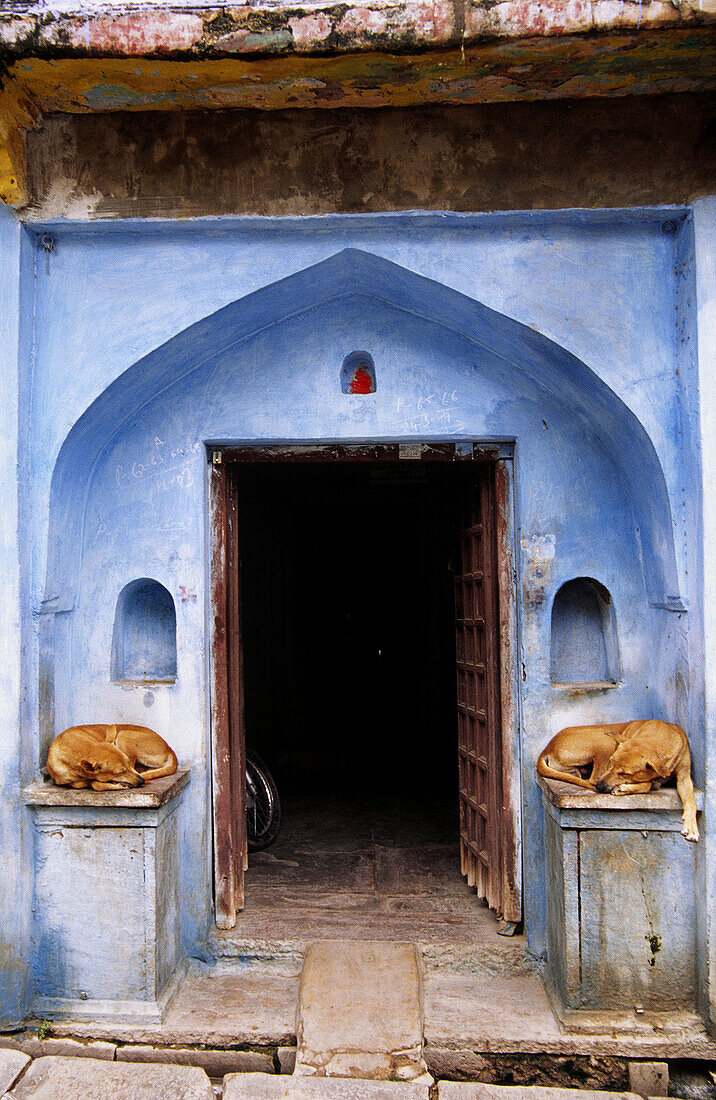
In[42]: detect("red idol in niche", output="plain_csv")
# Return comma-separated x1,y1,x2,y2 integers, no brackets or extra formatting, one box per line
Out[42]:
341,350,376,394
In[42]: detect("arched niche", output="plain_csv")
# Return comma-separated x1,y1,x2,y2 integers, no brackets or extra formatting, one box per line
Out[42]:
341,350,376,393
111,578,177,684
550,577,621,686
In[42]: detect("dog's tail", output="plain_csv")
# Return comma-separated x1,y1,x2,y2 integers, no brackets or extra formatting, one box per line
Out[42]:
141,747,178,782
536,754,597,791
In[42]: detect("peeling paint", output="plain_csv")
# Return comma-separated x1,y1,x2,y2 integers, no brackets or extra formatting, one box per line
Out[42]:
0,0,713,63
83,12,205,54
2,27,714,119
0,75,38,206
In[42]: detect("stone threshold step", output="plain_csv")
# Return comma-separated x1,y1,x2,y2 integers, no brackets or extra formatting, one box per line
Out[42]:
295,941,429,1083
210,936,536,979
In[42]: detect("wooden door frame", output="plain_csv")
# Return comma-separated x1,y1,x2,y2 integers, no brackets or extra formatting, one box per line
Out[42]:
207,441,521,930
208,457,239,927
495,459,522,924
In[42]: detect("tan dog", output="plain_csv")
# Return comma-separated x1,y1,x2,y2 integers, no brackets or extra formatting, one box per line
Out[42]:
47,724,177,792
537,719,699,842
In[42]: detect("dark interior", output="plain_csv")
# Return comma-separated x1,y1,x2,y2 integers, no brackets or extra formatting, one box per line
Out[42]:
235,461,467,801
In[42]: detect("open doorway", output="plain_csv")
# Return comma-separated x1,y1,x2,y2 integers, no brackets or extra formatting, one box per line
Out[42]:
209,445,521,934
238,460,458,803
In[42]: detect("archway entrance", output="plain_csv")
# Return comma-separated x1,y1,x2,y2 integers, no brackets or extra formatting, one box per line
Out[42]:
209,443,521,934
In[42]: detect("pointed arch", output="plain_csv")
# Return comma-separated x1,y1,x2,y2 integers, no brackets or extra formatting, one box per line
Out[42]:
44,248,680,611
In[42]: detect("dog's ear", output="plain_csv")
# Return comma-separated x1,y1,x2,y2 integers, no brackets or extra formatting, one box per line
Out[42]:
645,754,671,778
80,758,100,775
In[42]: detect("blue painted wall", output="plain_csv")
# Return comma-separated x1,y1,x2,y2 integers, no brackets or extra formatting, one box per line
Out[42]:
693,198,716,1028
0,206,31,1026
3,207,709,1019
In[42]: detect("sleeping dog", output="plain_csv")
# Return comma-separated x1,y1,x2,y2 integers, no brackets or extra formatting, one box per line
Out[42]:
537,719,699,842
47,723,177,791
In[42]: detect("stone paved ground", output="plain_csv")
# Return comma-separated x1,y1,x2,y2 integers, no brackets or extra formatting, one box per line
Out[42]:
223,1076,430,1098
437,1089,642,1100
0,1050,30,1095
0,1052,215,1098
0,1041,701,1099
0,1050,659,1100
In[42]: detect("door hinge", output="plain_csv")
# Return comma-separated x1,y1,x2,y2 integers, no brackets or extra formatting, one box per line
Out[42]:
212,450,223,465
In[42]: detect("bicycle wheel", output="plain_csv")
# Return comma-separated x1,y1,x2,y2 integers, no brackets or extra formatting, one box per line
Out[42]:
246,750,281,851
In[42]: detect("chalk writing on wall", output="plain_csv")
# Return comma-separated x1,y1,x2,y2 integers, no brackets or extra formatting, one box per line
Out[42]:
397,390,464,434
115,436,202,493
157,520,189,534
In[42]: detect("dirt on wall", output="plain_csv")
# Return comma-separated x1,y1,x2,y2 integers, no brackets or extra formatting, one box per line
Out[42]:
24,91,716,219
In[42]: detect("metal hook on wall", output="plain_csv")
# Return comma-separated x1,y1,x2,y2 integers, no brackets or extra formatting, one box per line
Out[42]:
40,233,56,275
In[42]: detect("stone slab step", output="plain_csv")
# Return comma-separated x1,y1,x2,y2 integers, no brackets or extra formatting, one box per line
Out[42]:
222,1074,430,1099
424,971,562,1049
436,1086,643,1100
2,1055,214,1099
295,940,429,1082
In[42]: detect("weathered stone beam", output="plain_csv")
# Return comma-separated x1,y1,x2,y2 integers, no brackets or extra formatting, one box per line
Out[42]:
1,2,713,211
0,0,714,61
2,27,716,121
0,76,38,206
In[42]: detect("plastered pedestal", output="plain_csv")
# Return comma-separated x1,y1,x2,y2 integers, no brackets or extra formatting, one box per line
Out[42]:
538,774,702,1023
24,770,190,1024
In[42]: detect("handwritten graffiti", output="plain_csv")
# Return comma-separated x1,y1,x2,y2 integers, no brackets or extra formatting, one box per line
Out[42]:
179,585,197,604
115,435,202,492
157,520,189,534
396,390,464,434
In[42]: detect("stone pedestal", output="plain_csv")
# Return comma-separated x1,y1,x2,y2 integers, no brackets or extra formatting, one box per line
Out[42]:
538,774,702,1023
24,770,190,1024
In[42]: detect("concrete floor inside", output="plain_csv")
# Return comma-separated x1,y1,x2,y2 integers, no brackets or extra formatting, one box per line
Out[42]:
221,791,518,954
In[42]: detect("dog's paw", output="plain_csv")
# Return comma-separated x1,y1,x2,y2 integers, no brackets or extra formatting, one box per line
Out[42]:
682,819,699,842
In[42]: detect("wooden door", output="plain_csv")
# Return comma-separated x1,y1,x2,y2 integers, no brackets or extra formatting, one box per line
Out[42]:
209,459,247,927
209,445,521,930
454,469,505,916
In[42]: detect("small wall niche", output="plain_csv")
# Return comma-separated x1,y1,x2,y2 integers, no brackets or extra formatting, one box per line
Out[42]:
111,578,177,684
341,350,376,394
550,577,620,686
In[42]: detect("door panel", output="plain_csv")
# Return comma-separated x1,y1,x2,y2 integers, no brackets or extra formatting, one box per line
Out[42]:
209,460,239,927
495,460,522,923
227,470,248,892
209,459,247,928
455,470,504,915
